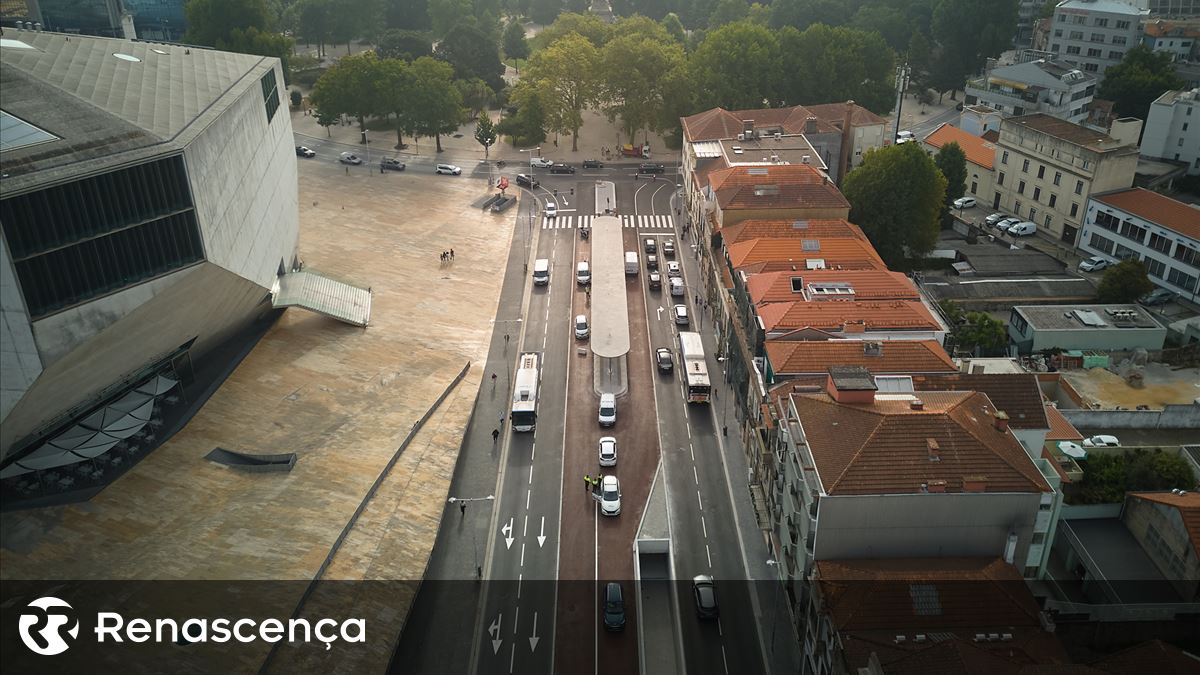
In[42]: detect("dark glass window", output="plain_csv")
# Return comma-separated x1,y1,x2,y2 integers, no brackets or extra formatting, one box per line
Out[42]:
1,156,203,319
261,68,280,123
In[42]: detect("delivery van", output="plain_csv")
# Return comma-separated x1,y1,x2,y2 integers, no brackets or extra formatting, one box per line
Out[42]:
532,258,550,285
625,252,638,275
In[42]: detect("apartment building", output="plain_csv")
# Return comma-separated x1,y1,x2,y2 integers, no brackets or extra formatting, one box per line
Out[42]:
705,165,851,231
993,113,1139,246
964,58,1097,123
1143,19,1200,60
764,339,956,384
922,123,997,205
1148,0,1200,17
1048,0,1149,77
1121,491,1200,601
1080,187,1200,299
1142,88,1200,173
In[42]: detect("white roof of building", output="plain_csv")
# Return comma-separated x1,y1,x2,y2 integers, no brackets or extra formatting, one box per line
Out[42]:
1055,0,1150,16
691,141,723,159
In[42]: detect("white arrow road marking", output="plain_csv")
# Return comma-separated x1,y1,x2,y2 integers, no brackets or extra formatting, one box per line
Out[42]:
502,517,515,549
489,613,503,654
528,611,540,651
537,516,546,547
656,306,664,320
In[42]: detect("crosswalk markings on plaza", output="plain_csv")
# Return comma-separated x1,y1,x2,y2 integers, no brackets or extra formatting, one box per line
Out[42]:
541,214,675,230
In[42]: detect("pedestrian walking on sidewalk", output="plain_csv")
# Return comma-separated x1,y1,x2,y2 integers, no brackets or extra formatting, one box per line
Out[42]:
492,428,500,444
584,474,592,493
451,248,455,259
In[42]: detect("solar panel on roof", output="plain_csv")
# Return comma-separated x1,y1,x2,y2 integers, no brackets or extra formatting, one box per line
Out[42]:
0,110,60,152
909,584,943,616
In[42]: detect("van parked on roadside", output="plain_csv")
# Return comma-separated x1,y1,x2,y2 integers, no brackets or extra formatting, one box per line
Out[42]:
532,258,550,285
625,252,639,275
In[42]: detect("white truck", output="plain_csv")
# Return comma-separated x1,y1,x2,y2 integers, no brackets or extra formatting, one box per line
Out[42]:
625,251,639,275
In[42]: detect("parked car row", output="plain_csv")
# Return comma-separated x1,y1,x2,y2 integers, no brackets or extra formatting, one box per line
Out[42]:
982,213,1037,237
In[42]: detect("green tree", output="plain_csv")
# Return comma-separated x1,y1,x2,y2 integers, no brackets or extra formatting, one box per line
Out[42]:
429,0,473,37
457,77,496,115
297,0,334,57
223,26,296,80
310,51,388,144
610,0,677,22
1098,45,1187,120
600,33,687,142
709,0,749,28
957,312,1008,355
907,31,931,77
662,12,687,43
526,32,600,150
769,0,845,30
935,141,967,204
850,4,913,53
1037,0,1055,19
184,0,271,46
842,143,946,267
777,23,895,113
1097,259,1154,303
746,2,771,25
496,81,548,146
435,22,506,91
1076,450,1196,505
533,12,611,48
503,20,530,60
530,0,562,25
475,111,498,158
314,105,340,136
689,21,781,109
385,0,432,30
408,56,467,152
930,0,1018,100
563,0,589,12
377,29,432,60
377,57,417,147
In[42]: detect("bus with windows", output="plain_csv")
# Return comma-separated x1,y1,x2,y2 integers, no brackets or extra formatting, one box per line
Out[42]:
678,332,711,403
511,352,541,431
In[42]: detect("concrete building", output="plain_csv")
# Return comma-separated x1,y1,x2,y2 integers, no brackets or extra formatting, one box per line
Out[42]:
965,58,1097,123
1143,18,1200,60
1048,0,1149,77
922,122,997,205
1007,304,1168,352
993,113,1139,245
1081,187,1200,300
1142,88,1200,174
0,33,364,473
1149,0,1200,17
1122,491,1200,602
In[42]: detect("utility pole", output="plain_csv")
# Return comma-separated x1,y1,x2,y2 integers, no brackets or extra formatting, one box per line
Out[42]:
893,62,911,144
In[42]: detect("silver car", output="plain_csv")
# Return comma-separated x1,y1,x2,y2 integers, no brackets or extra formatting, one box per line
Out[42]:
600,475,621,516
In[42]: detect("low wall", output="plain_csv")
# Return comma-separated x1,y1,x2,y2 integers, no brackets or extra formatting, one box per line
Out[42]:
1060,503,1122,520
1059,403,1200,429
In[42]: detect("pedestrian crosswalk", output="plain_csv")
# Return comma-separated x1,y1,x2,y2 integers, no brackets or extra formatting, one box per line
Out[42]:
541,215,676,230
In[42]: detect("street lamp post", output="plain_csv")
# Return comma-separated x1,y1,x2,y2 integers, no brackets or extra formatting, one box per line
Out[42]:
448,495,495,579
893,62,911,145
518,147,541,269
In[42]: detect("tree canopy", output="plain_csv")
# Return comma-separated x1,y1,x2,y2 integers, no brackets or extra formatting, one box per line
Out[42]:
1097,259,1155,304
600,32,688,142
1074,449,1196,505
689,21,781,110
475,111,498,158
1098,45,1187,120
525,32,600,150
376,29,433,60
842,142,946,267
935,142,967,204
435,22,506,91
184,0,271,46
503,20,530,60
929,0,1017,98
777,23,895,113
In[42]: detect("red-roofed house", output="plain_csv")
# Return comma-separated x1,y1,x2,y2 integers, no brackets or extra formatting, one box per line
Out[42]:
719,218,869,247
706,165,851,229
1081,188,1200,299
726,237,885,272
922,122,997,208
757,299,945,341
764,339,955,382
745,269,919,305
1122,491,1200,601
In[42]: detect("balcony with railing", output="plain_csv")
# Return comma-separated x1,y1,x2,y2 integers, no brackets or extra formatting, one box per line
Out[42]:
966,77,1042,104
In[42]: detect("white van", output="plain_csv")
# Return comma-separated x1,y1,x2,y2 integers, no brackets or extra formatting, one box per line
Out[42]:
598,393,616,426
1007,220,1037,237
625,252,639,275
532,258,550,285
577,261,591,285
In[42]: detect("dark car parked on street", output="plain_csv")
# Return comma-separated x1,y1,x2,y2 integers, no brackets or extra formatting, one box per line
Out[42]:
380,157,405,171
639,163,665,174
603,582,625,631
583,159,603,169
549,163,576,174
516,173,539,188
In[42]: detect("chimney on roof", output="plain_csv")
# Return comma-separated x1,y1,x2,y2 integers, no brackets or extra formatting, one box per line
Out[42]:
843,320,866,334
993,410,1010,432
963,476,989,493
742,120,755,138
926,438,940,461
863,342,882,357
825,366,877,404
927,480,947,493
805,116,817,134
911,398,925,411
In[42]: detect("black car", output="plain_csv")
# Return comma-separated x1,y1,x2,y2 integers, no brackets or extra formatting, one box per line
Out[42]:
648,271,662,290
1138,288,1176,306
380,157,405,171
655,348,673,372
639,163,665,174
692,575,719,620
646,254,659,271
516,173,540,188
583,159,604,169
549,163,576,174
603,582,625,631
295,146,315,158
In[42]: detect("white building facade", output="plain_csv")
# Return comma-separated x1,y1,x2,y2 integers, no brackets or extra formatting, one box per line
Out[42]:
966,58,1097,123
1048,0,1150,77
1142,88,1200,173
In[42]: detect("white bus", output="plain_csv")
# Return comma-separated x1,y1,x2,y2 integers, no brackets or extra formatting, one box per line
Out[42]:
678,332,711,404
511,352,541,431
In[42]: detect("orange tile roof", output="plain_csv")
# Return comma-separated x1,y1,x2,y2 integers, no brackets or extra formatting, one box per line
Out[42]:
1144,21,1200,38
720,218,869,246
728,237,885,271
913,374,1049,430
792,390,1052,495
766,339,955,376
746,269,918,304
1093,188,1200,241
804,102,888,128
923,122,997,170
1128,491,1200,560
758,299,941,333
708,164,850,211
681,105,840,141
1044,405,1083,441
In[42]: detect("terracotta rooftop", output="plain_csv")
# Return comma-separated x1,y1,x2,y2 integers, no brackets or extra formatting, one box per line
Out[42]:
1093,188,1200,241
766,339,955,376
792,391,1052,495
1000,114,1138,154
682,103,888,142
1127,491,1200,560
1089,639,1200,675
912,373,1049,430
923,122,997,170
758,299,941,333
1144,20,1200,39
746,269,919,304
878,638,1074,675
981,129,1000,143
728,237,885,272
720,218,868,246
1044,405,1082,441
804,102,888,128
708,164,850,212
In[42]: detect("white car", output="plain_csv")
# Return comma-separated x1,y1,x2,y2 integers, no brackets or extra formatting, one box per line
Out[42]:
545,202,557,218
896,130,915,144
1078,256,1111,273
984,213,1007,226
530,157,554,168
666,261,682,277
995,217,1020,231
953,196,976,209
576,261,590,285
598,436,617,467
599,475,621,516
339,152,363,165
575,314,590,340
673,304,689,325
1082,435,1121,448
435,164,462,175
598,393,616,427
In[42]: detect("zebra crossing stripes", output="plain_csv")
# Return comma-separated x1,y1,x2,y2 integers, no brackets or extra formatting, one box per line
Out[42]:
540,214,675,230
